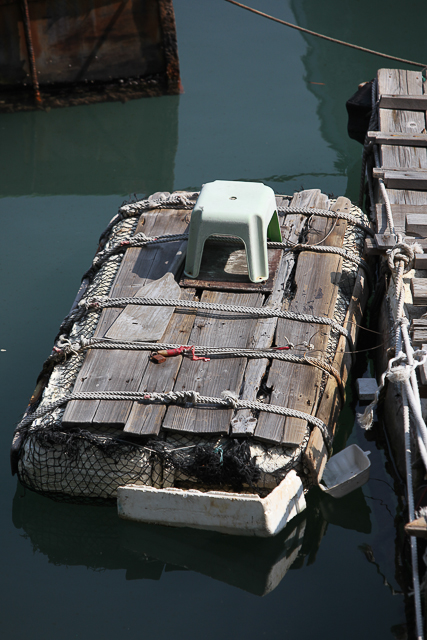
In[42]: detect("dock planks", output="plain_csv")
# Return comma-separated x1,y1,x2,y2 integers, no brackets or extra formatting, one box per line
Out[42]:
63,188,361,451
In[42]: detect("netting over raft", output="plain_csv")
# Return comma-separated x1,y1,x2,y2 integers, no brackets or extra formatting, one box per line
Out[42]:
12,192,370,502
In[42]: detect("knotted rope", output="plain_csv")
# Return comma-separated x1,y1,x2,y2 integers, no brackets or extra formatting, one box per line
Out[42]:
360,84,427,638
17,389,332,454
52,336,345,401
80,294,353,346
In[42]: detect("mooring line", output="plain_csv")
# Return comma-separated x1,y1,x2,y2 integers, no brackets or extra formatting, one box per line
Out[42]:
225,0,426,68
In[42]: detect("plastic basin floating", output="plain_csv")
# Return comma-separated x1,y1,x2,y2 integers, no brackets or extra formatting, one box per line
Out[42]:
319,444,371,498
117,470,306,537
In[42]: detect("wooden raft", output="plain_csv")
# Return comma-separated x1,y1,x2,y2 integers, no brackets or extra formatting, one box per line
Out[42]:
63,189,368,482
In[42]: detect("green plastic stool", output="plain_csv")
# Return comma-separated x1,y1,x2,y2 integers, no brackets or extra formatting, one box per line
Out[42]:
184,180,282,283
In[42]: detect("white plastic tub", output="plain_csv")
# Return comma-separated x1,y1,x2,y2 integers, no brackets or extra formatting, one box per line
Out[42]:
319,444,371,498
117,470,306,537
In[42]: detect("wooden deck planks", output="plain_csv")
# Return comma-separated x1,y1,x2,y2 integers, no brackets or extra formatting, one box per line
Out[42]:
62,187,362,448
255,194,349,446
62,207,190,427
123,287,197,436
161,290,263,435
378,69,427,180
303,262,369,482
230,194,307,436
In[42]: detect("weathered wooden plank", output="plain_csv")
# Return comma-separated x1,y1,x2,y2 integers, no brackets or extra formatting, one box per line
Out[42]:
373,168,427,190
63,204,190,427
406,214,427,237
416,255,427,269
374,70,427,258
124,288,197,436
411,319,427,346
303,265,368,483
105,273,181,341
378,69,427,176
231,193,311,436
255,194,349,446
180,240,282,293
411,279,427,305
379,94,427,110
161,290,263,435
365,235,427,256
374,233,396,249
368,131,427,147
375,203,405,235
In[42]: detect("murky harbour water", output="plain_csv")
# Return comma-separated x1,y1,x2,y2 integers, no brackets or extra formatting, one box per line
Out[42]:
1,1,425,637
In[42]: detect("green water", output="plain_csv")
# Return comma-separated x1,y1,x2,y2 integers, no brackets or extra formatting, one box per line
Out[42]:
1,1,423,637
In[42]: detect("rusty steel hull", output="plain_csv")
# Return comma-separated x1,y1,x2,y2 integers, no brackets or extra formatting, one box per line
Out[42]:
0,0,181,110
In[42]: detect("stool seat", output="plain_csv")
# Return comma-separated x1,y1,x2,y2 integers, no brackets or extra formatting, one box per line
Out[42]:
184,180,281,283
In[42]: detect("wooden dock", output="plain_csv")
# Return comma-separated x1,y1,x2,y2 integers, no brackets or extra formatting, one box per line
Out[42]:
59,187,368,484
365,69,427,481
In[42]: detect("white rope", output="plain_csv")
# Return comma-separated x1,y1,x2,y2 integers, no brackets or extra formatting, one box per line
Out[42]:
53,337,345,400
360,83,427,637
82,295,352,341
17,389,332,453
402,385,425,640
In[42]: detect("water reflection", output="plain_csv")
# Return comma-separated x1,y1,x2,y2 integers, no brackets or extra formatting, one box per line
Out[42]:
0,95,179,197
12,480,373,597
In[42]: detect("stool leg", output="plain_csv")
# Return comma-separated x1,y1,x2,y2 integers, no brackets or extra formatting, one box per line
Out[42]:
184,228,209,279
244,221,269,283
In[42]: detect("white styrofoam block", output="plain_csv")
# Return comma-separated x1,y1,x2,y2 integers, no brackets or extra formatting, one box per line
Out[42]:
356,377,379,401
117,470,306,537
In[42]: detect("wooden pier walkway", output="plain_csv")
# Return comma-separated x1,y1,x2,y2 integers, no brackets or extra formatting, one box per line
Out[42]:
365,69,427,406
61,187,367,482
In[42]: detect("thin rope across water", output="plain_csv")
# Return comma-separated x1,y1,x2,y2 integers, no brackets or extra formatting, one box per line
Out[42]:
225,0,427,68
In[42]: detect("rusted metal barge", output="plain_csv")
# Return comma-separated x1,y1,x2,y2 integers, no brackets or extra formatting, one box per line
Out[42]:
0,0,181,111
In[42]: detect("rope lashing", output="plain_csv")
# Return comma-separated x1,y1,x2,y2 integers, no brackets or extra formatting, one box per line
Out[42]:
277,206,374,236
17,389,332,453
358,108,427,640
83,230,371,286
52,337,345,400
118,193,371,234
387,240,423,275
81,295,352,344
119,193,197,216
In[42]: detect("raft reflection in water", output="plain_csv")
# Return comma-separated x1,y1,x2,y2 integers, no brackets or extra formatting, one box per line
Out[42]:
12,483,371,596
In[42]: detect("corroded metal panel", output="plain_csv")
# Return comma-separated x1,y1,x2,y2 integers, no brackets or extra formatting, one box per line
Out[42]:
0,0,180,98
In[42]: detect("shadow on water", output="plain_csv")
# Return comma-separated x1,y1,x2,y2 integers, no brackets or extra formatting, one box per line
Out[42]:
0,95,179,197
12,478,371,597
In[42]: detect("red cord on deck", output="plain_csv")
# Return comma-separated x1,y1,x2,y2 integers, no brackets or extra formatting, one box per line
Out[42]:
152,346,210,362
